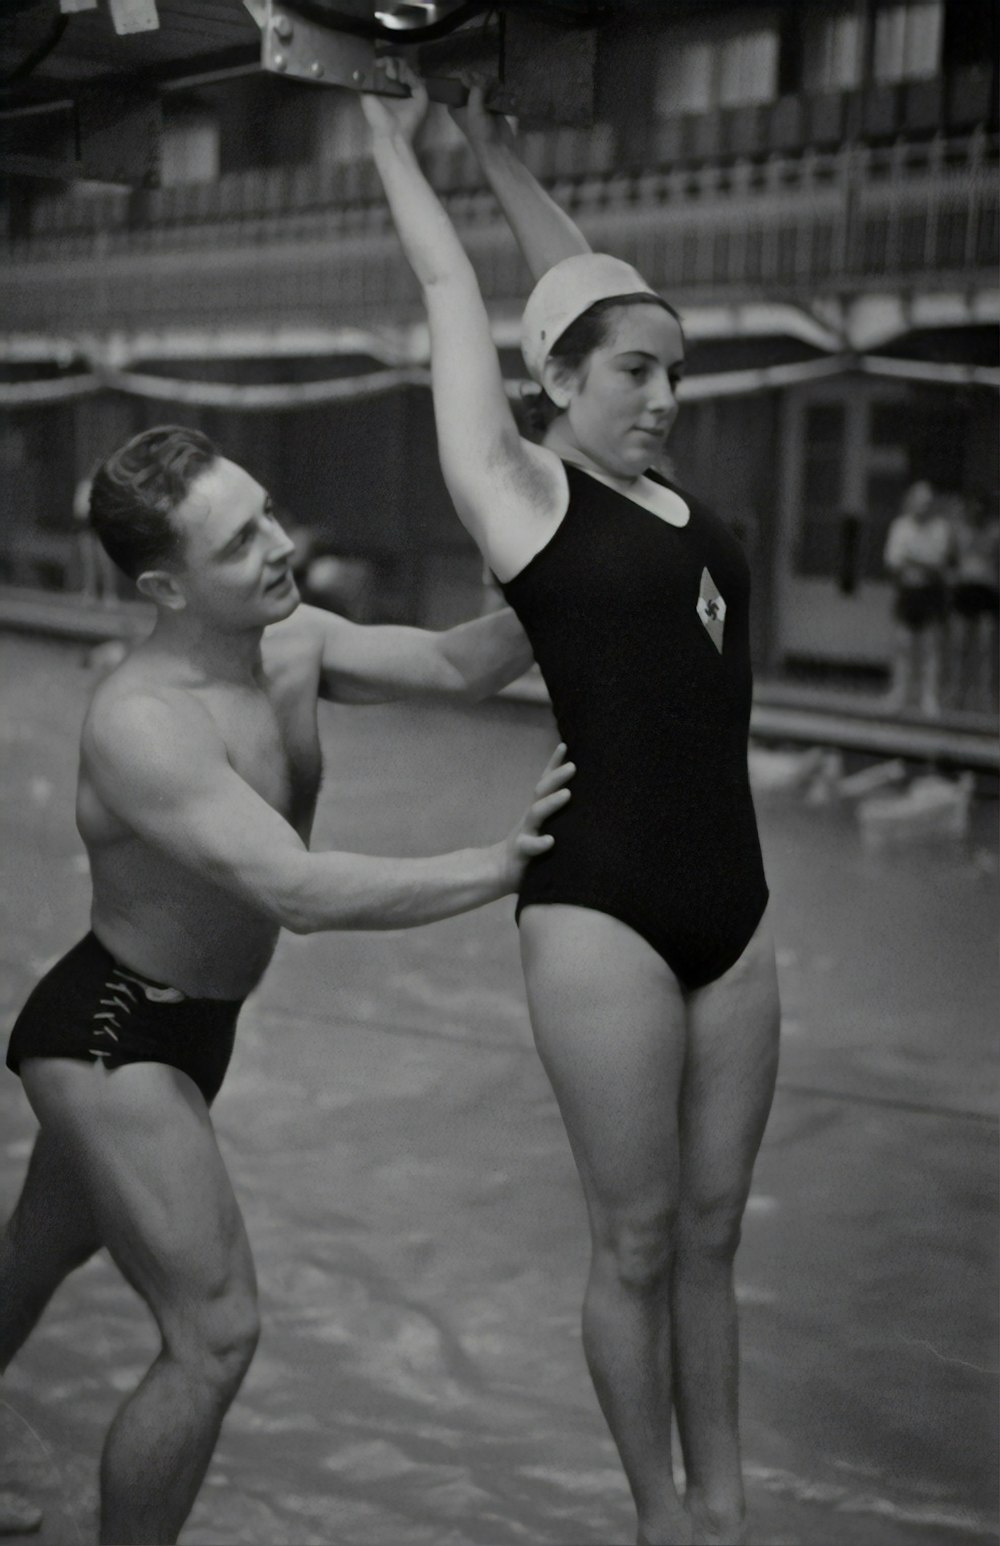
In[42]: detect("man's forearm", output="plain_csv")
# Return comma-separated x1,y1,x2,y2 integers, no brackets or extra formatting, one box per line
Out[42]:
475,140,591,281
264,844,511,934
438,607,534,699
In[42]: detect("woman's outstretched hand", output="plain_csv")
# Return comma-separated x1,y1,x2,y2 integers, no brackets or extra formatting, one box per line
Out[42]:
360,56,429,143
449,78,516,156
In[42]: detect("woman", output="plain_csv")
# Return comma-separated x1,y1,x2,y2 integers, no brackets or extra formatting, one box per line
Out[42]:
363,68,779,1546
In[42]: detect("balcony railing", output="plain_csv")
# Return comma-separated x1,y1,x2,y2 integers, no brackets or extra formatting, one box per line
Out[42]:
3,129,996,337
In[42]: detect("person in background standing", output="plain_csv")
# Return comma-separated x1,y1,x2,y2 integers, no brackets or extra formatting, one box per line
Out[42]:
883,481,953,717
947,492,999,712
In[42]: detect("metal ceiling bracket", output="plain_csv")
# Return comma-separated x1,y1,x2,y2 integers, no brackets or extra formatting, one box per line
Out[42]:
259,1,400,92
254,1,516,107
107,0,161,35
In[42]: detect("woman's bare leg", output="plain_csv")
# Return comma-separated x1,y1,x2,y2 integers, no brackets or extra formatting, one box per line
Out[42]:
672,914,780,1545
520,905,692,1546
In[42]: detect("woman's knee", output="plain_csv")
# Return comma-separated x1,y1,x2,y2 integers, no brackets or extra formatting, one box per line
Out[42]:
594,1201,680,1293
677,1192,747,1265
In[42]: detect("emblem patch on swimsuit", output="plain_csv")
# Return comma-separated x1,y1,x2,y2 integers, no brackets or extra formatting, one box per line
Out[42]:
696,568,726,653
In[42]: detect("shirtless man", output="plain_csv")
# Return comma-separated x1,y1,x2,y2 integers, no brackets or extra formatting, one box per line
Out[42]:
0,424,572,1545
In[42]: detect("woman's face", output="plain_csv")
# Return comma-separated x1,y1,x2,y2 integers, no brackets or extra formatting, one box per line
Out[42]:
550,304,686,478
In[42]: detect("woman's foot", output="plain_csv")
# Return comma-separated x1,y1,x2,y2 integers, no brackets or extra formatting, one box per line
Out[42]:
636,1503,693,1545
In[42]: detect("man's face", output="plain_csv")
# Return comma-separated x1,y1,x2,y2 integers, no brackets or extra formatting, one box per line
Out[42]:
907,482,934,523
169,458,299,629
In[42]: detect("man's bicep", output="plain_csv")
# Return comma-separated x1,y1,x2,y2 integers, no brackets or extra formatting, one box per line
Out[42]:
85,702,303,878
319,614,451,703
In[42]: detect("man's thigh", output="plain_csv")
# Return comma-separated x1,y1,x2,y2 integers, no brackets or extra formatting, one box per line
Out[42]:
6,1125,100,1268
19,1058,256,1341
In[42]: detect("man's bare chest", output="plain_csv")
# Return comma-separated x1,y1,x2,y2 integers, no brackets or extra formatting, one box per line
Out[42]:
200,677,322,827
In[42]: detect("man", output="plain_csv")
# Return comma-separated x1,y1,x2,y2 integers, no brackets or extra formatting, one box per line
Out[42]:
883,479,953,716
0,425,571,1545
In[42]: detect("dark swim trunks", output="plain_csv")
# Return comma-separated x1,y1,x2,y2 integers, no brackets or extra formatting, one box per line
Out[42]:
6,933,242,1105
952,581,999,618
499,463,769,991
893,581,947,630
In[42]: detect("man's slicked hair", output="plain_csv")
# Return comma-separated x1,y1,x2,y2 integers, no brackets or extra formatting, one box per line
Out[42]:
89,425,218,579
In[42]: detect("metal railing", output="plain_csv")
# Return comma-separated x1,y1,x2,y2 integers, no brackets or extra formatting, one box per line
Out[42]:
3,130,996,334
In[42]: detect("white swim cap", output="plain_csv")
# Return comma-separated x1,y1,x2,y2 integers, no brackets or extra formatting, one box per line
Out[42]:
520,253,665,384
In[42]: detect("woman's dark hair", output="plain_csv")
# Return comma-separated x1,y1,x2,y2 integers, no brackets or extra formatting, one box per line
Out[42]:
523,293,684,438
89,425,218,579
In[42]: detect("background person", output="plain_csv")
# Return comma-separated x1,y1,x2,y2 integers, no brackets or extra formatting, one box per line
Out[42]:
363,69,779,1546
1,424,572,1546
947,491,999,712
882,480,953,717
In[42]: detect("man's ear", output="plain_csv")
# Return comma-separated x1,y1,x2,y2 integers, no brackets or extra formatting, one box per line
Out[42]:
135,568,186,610
541,358,573,411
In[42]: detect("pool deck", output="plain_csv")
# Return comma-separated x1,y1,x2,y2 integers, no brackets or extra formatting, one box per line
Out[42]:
0,633,996,1546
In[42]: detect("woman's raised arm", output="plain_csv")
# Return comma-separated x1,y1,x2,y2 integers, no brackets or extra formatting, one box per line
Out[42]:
361,65,562,571
450,84,592,282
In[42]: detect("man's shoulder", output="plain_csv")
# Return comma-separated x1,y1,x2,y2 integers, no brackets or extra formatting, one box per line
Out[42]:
83,664,211,765
263,604,333,665
263,604,353,691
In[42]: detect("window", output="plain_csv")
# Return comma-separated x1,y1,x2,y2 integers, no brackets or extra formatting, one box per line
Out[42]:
655,27,779,116
316,94,369,163
718,30,780,106
160,117,219,186
873,2,943,82
804,9,865,90
656,41,713,116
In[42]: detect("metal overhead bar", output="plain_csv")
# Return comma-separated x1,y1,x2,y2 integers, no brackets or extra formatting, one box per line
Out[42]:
0,0,617,182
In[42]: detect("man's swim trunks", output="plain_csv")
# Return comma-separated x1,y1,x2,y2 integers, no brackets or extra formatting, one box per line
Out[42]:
6,932,242,1105
499,462,769,991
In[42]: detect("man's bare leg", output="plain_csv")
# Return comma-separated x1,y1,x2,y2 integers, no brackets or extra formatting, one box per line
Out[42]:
672,916,780,1546
0,1128,102,1372
521,907,693,1546
0,1127,104,1540
884,625,913,714
20,1058,259,1546
927,625,945,716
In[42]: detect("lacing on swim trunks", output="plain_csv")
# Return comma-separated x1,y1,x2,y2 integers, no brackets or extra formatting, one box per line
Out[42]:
89,965,187,1061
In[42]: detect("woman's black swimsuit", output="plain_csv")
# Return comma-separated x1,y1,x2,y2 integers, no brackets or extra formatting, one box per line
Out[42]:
499,462,768,991
6,932,242,1105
